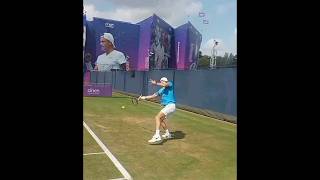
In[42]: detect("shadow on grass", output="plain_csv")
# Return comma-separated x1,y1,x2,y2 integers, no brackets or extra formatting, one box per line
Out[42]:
171,131,186,140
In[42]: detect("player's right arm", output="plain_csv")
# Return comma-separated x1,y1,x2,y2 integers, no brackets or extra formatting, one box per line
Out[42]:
139,93,158,100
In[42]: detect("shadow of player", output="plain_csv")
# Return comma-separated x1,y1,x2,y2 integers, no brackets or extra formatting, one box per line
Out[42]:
170,131,186,140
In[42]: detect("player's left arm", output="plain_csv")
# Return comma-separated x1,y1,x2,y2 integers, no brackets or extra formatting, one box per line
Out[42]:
150,80,171,87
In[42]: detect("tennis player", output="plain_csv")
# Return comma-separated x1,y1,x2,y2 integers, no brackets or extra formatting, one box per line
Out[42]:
138,77,176,144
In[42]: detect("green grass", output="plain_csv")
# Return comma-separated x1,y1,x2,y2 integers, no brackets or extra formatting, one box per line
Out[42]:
84,92,237,180
83,127,123,179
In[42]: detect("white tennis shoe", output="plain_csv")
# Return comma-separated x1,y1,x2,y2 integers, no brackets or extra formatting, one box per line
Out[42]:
162,133,173,139
148,135,162,144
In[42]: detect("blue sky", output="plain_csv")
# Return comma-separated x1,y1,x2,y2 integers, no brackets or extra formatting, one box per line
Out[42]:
84,0,236,56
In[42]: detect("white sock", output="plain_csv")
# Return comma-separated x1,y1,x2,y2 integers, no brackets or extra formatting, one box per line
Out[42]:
165,129,170,134
155,130,160,136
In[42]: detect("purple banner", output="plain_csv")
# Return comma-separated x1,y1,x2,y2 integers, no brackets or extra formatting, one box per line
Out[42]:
174,22,202,70
84,20,96,69
149,15,175,69
87,18,140,70
84,14,202,71
137,16,153,71
175,23,188,70
186,22,202,70
137,14,175,70
83,84,112,96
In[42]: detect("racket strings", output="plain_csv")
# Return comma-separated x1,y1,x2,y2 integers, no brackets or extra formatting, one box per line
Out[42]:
131,97,139,104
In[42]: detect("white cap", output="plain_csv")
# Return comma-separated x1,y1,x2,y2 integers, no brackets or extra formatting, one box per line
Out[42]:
160,77,168,82
101,33,116,48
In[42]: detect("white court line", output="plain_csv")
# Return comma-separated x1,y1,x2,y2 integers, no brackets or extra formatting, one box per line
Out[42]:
83,121,132,180
83,152,105,156
109,178,127,180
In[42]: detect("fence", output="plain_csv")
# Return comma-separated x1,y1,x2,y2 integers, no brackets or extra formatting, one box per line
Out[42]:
86,68,237,122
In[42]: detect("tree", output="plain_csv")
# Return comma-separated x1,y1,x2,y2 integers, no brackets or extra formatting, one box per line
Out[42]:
232,54,237,65
197,55,211,69
228,53,234,65
221,52,229,66
216,56,224,66
197,51,237,68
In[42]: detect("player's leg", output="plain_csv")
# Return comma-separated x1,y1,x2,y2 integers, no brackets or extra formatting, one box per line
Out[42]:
160,104,176,139
148,104,176,143
160,116,167,130
158,115,170,135
160,117,172,138
161,119,173,139
155,112,166,135
148,111,166,144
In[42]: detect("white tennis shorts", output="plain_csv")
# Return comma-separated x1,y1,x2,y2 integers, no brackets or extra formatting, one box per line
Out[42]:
160,103,176,118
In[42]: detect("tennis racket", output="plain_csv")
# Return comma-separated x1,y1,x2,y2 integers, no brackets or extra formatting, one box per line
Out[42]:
131,95,142,105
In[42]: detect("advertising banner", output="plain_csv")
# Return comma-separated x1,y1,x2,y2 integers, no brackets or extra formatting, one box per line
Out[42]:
91,18,140,70
83,84,112,96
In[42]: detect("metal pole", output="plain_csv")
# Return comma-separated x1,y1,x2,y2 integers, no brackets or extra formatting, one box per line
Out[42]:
211,40,218,69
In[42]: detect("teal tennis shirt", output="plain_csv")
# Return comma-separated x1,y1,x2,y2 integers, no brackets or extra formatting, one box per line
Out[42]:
156,81,176,106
